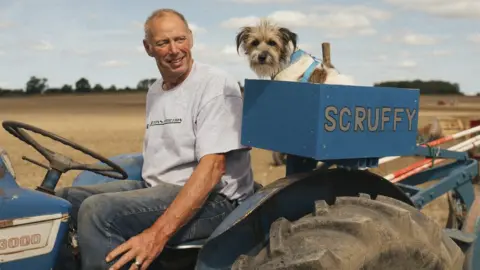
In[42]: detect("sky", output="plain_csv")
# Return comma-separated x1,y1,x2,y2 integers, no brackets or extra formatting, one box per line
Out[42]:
0,0,479,95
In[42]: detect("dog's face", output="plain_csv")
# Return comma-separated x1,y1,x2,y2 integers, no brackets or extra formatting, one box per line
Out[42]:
236,19,298,78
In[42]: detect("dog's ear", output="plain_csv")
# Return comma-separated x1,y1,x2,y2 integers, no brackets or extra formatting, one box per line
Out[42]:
278,28,298,50
235,27,251,54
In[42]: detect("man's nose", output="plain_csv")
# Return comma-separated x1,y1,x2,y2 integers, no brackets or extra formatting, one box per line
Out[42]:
168,42,180,53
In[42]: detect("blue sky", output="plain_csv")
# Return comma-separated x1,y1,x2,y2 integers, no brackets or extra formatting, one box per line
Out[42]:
0,0,479,94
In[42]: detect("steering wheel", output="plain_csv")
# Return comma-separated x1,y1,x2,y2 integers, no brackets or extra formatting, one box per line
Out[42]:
2,120,128,180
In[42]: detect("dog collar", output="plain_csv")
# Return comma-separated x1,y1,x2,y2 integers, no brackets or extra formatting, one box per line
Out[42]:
290,49,321,82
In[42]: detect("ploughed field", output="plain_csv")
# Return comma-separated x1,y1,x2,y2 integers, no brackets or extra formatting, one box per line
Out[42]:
1,92,479,227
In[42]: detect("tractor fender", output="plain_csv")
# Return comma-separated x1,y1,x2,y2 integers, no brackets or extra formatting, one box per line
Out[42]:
196,168,413,270
72,153,143,186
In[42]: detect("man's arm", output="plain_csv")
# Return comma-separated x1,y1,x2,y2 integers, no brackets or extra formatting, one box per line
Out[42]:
149,152,226,240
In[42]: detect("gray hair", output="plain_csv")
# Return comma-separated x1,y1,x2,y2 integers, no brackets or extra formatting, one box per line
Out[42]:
144,8,190,40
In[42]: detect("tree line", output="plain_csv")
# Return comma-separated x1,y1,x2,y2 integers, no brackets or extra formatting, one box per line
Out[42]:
374,79,472,95
0,76,157,97
0,76,475,97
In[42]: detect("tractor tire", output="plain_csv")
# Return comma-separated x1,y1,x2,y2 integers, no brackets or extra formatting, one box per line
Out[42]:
231,194,465,270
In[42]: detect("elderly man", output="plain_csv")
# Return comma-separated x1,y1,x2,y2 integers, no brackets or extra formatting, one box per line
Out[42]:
55,8,254,270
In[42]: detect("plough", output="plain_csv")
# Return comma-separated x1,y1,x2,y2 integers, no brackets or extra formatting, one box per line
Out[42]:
383,124,480,183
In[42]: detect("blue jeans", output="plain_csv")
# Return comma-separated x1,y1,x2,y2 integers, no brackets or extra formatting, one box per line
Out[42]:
54,180,237,270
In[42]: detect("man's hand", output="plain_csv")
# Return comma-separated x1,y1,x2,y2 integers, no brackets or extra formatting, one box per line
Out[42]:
105,227,167,270
105,153,227,269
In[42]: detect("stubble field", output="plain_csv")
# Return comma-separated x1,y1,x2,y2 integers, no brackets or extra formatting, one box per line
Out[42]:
1,92,479,227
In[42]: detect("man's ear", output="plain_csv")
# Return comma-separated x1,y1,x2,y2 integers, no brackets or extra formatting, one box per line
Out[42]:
189,29,194,49
143,39,154,57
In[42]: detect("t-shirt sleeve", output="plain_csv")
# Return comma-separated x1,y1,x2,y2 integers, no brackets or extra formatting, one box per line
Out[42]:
194,78,249,160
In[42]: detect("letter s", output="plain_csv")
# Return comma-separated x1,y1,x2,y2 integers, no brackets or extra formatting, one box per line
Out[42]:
324,106,337,132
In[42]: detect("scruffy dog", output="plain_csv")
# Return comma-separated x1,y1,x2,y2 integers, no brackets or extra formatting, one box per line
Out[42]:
235,19,353,85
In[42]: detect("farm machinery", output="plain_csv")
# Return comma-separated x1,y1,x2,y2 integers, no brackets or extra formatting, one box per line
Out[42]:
0,80,480,269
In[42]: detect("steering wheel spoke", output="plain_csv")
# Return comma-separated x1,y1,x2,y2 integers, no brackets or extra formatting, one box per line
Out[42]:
77,163,127,179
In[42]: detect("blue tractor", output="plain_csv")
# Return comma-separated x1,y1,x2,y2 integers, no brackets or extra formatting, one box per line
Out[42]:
0,79,479,269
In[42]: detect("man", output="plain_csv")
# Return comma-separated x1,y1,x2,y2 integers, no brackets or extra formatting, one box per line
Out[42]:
55,8,254,270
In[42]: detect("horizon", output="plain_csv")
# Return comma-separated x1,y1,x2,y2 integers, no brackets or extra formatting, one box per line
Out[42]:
0,0,479,94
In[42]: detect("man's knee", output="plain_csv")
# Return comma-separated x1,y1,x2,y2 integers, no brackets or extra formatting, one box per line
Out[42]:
77,193,112,228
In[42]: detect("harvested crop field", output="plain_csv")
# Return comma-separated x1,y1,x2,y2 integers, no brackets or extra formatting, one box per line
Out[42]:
1,92,479,227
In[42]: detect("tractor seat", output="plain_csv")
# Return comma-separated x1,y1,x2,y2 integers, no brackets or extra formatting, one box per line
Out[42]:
167,181,264,250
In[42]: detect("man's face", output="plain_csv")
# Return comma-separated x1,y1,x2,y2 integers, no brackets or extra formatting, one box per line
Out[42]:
143,14,193,78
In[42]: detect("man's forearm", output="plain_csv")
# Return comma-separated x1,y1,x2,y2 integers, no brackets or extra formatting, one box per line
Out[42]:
149,154,226,239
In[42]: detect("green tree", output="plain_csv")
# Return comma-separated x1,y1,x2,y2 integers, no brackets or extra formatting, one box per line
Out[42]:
137,78,157,91
25,76,48,95
61,84,73,93
93,83,104,92
106,85,117,92
75,78,91,93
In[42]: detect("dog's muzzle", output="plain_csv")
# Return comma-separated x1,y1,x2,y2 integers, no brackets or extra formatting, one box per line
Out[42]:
258,52,268,64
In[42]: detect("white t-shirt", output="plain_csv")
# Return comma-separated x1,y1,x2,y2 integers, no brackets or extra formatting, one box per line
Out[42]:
141,61,254,202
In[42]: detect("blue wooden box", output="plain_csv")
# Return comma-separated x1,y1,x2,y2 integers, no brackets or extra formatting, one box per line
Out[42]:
240,79,420,161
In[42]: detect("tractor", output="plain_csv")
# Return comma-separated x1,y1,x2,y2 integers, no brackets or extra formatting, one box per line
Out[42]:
0,79,479,269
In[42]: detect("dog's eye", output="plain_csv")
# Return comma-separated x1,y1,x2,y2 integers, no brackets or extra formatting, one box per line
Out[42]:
267,40,276,46
251,40,259,46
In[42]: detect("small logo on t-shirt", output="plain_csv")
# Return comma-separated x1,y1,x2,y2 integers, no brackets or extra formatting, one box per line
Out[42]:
146,118,182,129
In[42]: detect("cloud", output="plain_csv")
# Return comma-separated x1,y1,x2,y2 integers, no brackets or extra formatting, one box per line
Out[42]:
401,34,441,45
313,5,392,20
296,43,313,51
398,60,417,68
220,6,390,37
432,49,451,56
221,16,259,28
467,33,480,43
87,13,100,20
136,46,144,53
384,0,480,19
99,60,128,68
383,33,444,45
0,22,13,29
221,45,237,55
188,23,207,34
377,55,388,62
71,49,90,55
192,43,246,65
132,20,143,29
192,43,208,53
31,40,54,51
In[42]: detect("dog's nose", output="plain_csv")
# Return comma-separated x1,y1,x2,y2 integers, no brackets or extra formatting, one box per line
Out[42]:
258,52,267,63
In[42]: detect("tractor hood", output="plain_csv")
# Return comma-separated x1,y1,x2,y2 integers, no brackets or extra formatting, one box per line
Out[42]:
0,185,71,221
0,147,71,221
